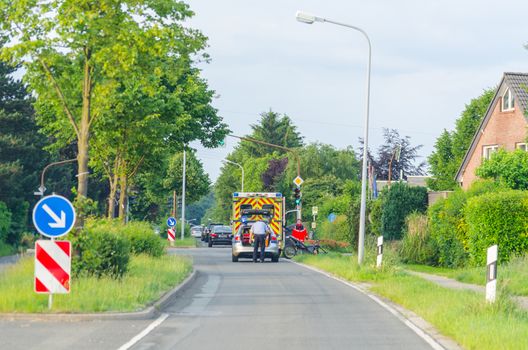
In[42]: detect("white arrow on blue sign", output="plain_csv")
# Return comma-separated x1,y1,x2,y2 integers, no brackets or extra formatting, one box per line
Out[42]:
32,195,76,238
167,217,177,227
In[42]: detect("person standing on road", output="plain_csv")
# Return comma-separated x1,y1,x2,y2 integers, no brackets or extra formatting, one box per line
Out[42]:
250,219,271,263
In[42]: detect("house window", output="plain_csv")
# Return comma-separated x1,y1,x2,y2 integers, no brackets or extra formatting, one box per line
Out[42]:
483,145,498,160
502,88,515,111
516,143,527,151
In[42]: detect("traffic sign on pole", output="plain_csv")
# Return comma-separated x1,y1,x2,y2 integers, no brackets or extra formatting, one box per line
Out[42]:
167,217,177,227
293,176,304,187
34,240,71,294
32,195,76,238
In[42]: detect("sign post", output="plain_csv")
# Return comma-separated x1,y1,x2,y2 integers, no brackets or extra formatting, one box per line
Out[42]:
32,195,75,309
486,245,498,303
167,217,176,246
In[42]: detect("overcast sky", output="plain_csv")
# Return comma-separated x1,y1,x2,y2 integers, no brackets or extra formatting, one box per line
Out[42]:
186,0,528,182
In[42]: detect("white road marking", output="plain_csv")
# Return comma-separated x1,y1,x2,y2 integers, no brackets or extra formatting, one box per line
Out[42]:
117,313,169,350
289,260,446,350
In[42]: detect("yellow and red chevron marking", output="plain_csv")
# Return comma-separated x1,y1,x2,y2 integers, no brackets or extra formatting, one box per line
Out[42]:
34,240,71,294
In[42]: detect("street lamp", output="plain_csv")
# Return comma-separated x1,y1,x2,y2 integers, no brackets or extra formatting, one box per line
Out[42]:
296,10,372,264
222,159,245,192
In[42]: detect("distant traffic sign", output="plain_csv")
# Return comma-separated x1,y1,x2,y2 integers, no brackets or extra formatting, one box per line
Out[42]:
293,176,304,187
167,217,177,227
328,213,336,223
32,195,76,238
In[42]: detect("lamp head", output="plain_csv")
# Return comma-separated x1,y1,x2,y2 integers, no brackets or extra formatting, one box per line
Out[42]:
295,10,316,24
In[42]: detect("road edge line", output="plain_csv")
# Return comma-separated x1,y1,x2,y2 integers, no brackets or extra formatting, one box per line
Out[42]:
289,260,460,350
117,312,169,350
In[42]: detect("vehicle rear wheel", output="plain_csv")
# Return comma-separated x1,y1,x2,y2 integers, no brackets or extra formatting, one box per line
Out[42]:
208,240,213,247
271,255,279,263
283,245,296,259
232,254,238,262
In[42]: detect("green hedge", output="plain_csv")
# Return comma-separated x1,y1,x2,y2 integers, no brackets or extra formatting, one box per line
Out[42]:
86,219,164,257
427,180,512,267
73,230,131,278
381,183,428,240
465,190,528,266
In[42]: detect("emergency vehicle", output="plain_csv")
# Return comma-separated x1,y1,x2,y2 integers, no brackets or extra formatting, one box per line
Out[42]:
231,192,284,248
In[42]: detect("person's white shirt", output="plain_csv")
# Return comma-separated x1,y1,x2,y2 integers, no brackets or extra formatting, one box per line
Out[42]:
250,221,269,235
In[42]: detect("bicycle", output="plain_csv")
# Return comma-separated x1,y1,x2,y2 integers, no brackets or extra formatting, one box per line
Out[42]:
282,235,327,259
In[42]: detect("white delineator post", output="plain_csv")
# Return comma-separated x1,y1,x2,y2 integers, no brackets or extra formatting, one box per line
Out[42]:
376,236,383,268
486,245,498,303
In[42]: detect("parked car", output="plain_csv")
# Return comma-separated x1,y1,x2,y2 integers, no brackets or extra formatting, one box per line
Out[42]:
208,225,233,247
231,222,280,262
190,225,203,238
202,223,223,242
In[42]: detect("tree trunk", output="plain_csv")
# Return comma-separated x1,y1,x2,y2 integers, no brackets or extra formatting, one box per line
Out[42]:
107,156,121,219
77,47,92,201
118,172,128,222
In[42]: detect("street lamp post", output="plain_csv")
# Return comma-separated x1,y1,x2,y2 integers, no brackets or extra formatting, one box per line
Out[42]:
222,159,245,192
296,10,372,264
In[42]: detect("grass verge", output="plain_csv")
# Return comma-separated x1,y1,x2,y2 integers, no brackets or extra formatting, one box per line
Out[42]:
405,254,528,296
168,237,197,248
295,253,528,350
0,254,192,313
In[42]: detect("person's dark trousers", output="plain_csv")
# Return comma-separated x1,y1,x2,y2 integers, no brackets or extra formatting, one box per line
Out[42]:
253,234,266,262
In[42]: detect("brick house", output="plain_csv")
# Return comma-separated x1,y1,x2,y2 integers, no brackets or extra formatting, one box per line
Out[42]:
456,72,528,189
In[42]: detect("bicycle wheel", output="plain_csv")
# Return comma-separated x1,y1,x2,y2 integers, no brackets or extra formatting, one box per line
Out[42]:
283,245,297,259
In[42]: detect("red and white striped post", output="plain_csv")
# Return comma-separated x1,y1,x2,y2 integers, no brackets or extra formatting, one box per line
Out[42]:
486,245,498,303
34,240,71,309
167,227,176,246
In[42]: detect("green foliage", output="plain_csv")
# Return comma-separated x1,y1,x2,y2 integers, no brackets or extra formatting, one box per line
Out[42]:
381,183,428,240
465,190,528,266
428,89,494,190
399,213,436,264
426,129,458,190
428,180,507,267
476,149,528,190
0,201,11,242
239,110,303,157
317,215,350,242
72,229,131,278
368,198,383,238
86,219,164,257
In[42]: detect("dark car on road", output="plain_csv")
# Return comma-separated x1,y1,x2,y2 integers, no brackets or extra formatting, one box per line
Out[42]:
202,223,223,242
208,225,233,247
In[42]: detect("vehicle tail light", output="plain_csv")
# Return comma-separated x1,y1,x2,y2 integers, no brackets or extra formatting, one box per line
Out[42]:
211,233,217,238
271,235,277,241
234,235,240,241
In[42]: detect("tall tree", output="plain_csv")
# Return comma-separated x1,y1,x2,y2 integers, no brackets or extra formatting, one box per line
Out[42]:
0,58,48,243
361,128,425,181
0,0,223,206
427,89,494,190
239,110,303,157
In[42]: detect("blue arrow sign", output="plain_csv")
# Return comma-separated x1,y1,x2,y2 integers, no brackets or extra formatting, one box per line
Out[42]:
167,217,177,227
32,195,76,238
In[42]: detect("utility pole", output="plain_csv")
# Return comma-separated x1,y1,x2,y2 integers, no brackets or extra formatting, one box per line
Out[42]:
181,148,186,240
172,190,177,218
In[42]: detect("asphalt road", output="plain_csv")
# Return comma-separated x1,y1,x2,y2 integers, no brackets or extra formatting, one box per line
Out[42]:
0,244,435,350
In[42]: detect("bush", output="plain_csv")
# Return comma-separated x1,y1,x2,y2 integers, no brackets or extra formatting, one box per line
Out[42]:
465,190,528,266
399,213,436,264
317,215,350,244
428,180,507,267
0,202,12,243
86,219,164,257
381,183,428,240
72,230,131,278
